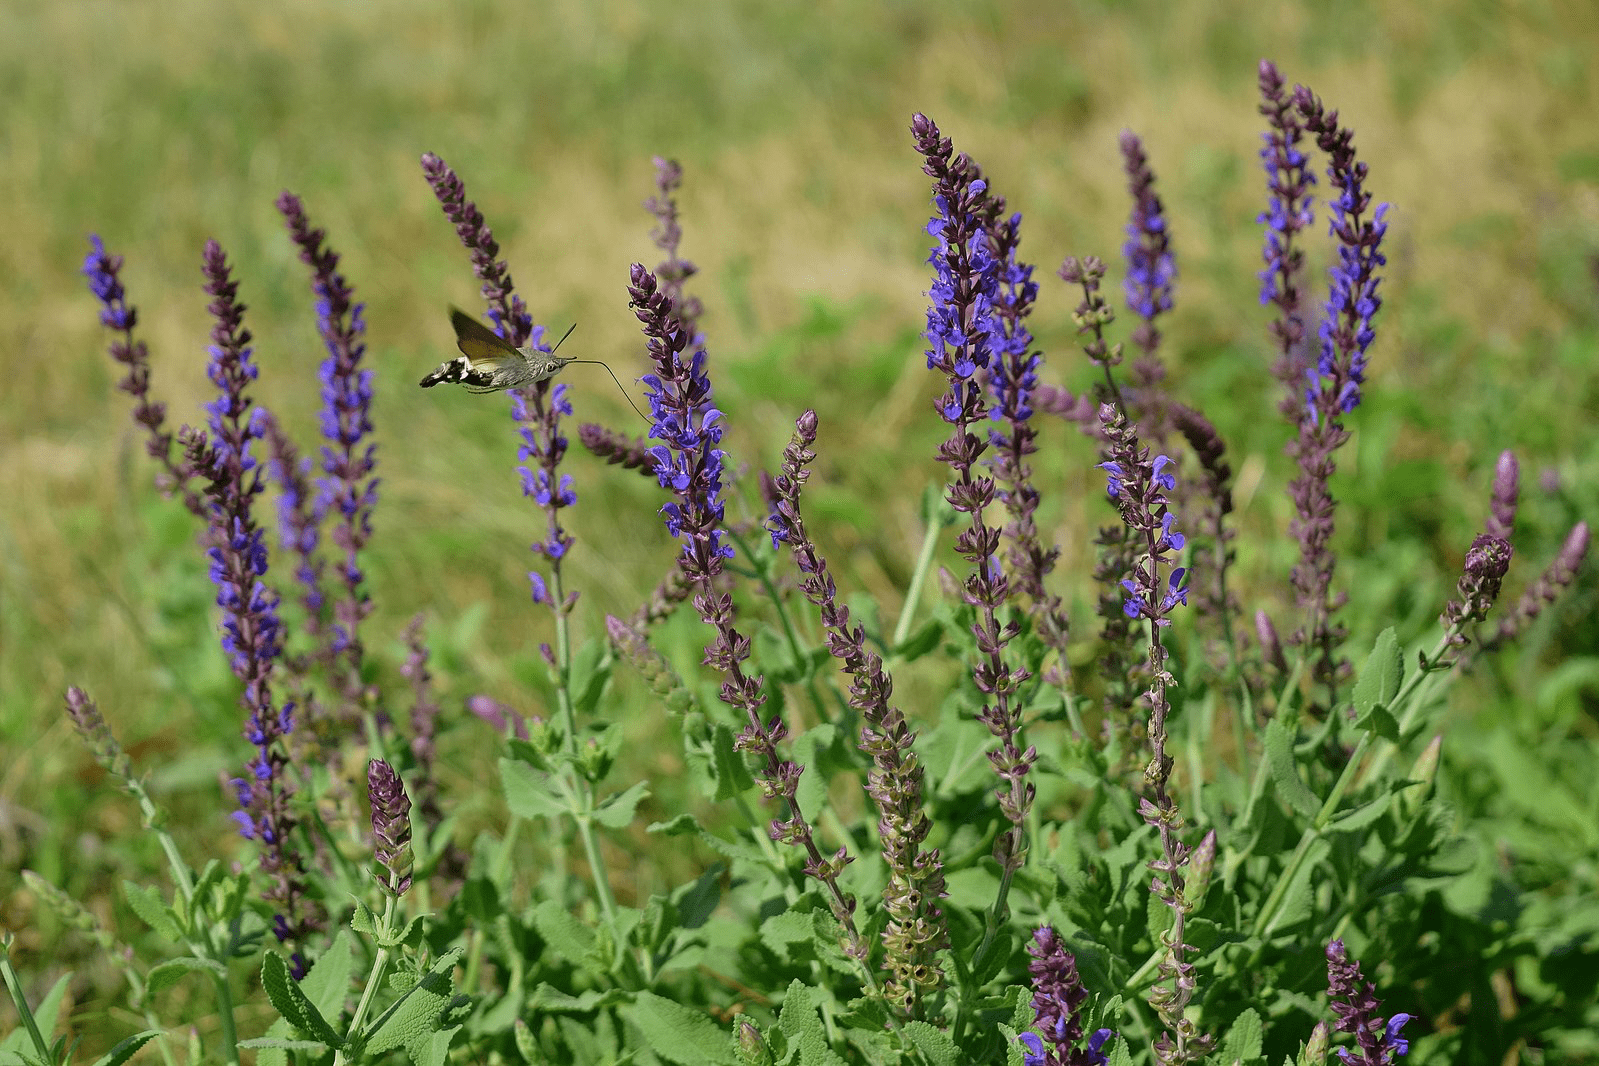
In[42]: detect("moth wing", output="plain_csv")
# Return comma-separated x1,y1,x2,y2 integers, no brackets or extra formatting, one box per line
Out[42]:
417,307,528,391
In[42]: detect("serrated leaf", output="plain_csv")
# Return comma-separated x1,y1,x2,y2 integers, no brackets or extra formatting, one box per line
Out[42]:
1353,703,1400,743
1106,1031,1134,1066
361,947,463,1055
593,781,650,829
261,950,342,1047
1264,718,1321,820
500,757,572,820
89,1030,158,1066
902,1021,958,1066
778,981,843,1066
532,900,596,965
1352,628,1403,719
121,880,183,941
1221,1007,1264,1063
350,898,380,937
144,956,226,1000
626,990,740,1065
300,930,356,1029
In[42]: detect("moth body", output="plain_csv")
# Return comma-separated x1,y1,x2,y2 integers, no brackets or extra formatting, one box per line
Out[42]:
419,307,575,393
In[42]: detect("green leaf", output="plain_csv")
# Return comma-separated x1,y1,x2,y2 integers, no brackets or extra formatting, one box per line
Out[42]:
711,723,754,801
1324,793,1393,836
1263,718,1321,820
625,990,740,1065
121,880,182,942
238,1038,337,1052
300,930,356,1029
88,1031,158,1066
532,899,597,965
1352,628,1403,719
260,950,342,1048
569,638,614,719
593,781,650,829
350,898,380,937
500,757,572,820
1352,703,1400,743
778,981,844,1066
362,947,464,1056
144,956,226,1000
901,1021,958,1066
1220,1007,1264,1064
1106,1031,1134,1066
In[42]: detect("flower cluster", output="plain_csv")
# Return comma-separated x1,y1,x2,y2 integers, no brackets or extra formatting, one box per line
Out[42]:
644,156,704,333
628,265,860,942
1325,940,1412,1065
767,410,947,1012
421,152,576,604
1121,129,1177,414
1020,927,1115,1066
82,235,205,517
1256,59,1319,426
366,759,414,898
1096,410,1188,625
188,240,307,948
912,112,1035,874
278,192,378,709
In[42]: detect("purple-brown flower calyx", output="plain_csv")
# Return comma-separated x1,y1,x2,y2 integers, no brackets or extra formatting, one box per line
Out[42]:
367,759,414,898
1325,940,1412,1065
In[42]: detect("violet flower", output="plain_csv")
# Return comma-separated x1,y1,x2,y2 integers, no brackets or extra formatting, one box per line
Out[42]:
767,410,948,1012
82,235,205,518
912,112,1035,876
1281,78,1390,707
188,240,307,948
628,265,861,945
1257,59,1319,426
1098,403,1214,1064
644,156,703,333
278,192,378,713
421,153,577,614
261,412,326,655
1120,129,1177,444
1440,534,1514,650
1021,927,1115,1066
984,197,1072,680
1170,402,1239,667
1325,940,1413,1065
367,759,414,898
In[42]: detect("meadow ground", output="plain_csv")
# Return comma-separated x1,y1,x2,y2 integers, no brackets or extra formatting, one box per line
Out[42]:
3,0,1597,1055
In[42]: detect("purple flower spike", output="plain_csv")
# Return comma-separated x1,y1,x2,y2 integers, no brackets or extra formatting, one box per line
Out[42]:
366,759,414,898
278,192,377,713
1120,130,1178,432
187,239,309,950
1257,59,1319,427
83,236,206,518
421,153,577,616
1023,928,1116,1065
913,112,1035,875
1326,940,1413,1065
628,265,863,956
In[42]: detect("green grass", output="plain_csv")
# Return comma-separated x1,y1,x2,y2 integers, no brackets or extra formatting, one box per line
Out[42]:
4,0,1599,1050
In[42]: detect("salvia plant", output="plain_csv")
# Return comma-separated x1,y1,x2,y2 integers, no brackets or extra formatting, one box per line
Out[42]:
8,59,1594,1066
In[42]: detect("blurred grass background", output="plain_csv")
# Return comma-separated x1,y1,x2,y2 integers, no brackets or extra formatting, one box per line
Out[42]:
4,0,1599,1036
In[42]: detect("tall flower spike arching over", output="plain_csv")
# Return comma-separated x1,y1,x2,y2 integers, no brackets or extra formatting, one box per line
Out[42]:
767,410,948,1013
1284,80,1391,708
278,192,378,721
1325,940,1412,1065
83,235,206,519
1120,130,1177,448
188,239,310,958
627,265,864,953
1097,404,1212,1065
421,153,577,619
911,112,1036,892
1257,59,1319,427
983,192,1072,689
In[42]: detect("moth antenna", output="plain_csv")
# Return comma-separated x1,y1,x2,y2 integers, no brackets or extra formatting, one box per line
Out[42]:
570,360,649,423
548,322,577,355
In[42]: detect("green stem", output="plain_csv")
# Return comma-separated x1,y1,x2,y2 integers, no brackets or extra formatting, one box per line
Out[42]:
892,488,949,649
0,938,51,1060
336,896,396,1066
